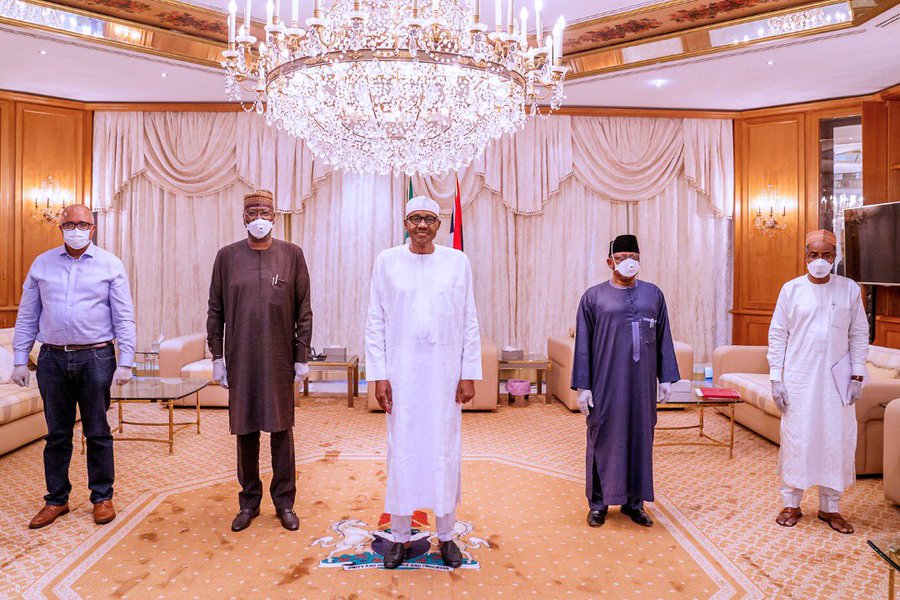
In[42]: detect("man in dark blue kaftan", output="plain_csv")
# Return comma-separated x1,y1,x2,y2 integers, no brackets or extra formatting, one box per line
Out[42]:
571,234,680,528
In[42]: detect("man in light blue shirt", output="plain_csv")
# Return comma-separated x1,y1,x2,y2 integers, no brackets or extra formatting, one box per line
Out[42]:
12,204,136,529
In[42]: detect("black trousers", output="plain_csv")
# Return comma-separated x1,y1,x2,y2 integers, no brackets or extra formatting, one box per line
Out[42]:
236,429,296,511
36,345,116,505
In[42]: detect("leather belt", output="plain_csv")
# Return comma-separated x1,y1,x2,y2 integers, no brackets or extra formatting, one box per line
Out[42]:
44,341,113,352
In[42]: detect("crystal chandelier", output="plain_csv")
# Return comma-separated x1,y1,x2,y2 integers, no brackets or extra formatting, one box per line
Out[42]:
766,7,848,36
221,0,568,175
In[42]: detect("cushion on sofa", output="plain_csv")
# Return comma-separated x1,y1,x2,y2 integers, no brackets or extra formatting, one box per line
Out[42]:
718,372,781,417
868,346,900,371
867,364,899,381
0,383,43,424
0,346,13,384
181,359,219,385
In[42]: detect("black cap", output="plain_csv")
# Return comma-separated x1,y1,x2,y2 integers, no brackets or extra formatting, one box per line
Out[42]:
609,234,640,257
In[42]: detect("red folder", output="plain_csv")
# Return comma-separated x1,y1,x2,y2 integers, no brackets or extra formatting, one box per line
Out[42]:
696,387,741,399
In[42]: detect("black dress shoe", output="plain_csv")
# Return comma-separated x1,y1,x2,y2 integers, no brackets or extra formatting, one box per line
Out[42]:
587,509,607,527
383,541,408,569
276,509,300,531
440,540,463,568
621,506,654,527
231,507,260,532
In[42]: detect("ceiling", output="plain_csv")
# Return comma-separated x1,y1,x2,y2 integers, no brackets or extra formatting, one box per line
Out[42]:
0,2,898,109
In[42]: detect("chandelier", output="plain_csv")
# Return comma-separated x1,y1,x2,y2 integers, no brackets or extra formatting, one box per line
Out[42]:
222,0,568,175
766,7,848,36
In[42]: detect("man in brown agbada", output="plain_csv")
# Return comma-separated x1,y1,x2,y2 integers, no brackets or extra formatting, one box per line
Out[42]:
207,190,312,532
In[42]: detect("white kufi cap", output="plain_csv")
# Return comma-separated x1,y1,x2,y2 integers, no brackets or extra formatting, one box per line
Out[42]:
405,195,441,218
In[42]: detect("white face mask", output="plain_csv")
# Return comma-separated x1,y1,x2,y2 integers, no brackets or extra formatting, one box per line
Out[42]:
63,228,92,250
614,258,640,278
247,218,274,240
807,258,832,278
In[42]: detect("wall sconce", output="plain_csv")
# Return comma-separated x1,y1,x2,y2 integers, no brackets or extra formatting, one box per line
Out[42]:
32,176,69,225
754,184,787,237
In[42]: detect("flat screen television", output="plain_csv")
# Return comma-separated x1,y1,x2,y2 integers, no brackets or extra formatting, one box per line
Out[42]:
843,201,900,286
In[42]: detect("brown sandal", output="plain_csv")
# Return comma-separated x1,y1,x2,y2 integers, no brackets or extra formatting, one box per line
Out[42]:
776,507,802,527
817,511,854,534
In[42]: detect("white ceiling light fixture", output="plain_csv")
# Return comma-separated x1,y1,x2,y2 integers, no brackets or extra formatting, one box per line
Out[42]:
221,0,568,176
161,72,168,77
39,49,47,55
649,78,668,88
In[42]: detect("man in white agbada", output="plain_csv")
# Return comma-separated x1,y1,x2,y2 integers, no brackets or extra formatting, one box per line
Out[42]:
365,196,482,569
768,229,868,534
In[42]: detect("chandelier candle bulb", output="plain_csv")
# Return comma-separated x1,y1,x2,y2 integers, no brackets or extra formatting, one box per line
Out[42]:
519,7,527,46
266,0,273,26
244,0,251,30
546,33,553,62
291,0,298,24
553,16,564,62
507,0,513,33
534,0,541,42
495,0,502,30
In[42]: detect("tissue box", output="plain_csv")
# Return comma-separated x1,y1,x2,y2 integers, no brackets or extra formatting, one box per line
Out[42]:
501,348,524,361
323,346,347,361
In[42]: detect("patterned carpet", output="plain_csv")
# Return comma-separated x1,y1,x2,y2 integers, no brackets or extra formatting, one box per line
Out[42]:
0,393,897,599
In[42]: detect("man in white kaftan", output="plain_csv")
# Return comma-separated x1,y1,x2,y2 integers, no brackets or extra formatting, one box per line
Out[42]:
768,229,869,534
365,196,482,569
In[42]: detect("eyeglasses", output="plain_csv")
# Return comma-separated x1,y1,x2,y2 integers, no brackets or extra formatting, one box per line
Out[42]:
407,215,438,225
611,253,639,263
806,251,836,261
60,221,93,231
244,209,274,219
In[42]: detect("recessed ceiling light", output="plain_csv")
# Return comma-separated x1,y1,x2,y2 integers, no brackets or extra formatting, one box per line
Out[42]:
767,60,775,65
161,73,168,78
649,78,668,88
39,50,47,55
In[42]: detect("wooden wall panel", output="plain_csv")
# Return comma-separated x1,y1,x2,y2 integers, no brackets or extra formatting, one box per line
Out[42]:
0,99,12,316
874,317,900,348
14,103,85,305
732,115,805,345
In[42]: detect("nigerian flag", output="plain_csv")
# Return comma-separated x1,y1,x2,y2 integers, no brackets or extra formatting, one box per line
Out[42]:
404,177,413,242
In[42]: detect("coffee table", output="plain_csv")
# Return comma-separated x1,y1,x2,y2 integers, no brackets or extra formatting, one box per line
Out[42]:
868,538,899,599
655,388,743,459
303,355,360,407
83,377,209,455
498,354,552,404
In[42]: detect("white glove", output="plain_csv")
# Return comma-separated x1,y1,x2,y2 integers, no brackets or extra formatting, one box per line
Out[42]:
113,366,133,386
771,381,789,413
212,358,228,388
848,380,863,405
576,389,594,416
658,382,672,403
294,362,310,383
11,365,30,387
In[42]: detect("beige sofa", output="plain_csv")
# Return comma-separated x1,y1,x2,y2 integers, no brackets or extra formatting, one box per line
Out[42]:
885,399,900,504
0,328,46,455
547,329,695,411
713,344,900,475
367,338,500,411
158,333,227,407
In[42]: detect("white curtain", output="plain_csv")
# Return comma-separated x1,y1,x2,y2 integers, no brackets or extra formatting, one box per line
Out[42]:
93,111,734,362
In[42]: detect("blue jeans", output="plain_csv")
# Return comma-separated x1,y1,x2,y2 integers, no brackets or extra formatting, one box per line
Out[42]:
36,344,116,505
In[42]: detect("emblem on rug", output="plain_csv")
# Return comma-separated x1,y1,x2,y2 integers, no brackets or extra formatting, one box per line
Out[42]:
310,510,491,571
